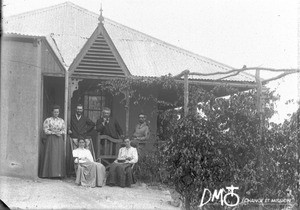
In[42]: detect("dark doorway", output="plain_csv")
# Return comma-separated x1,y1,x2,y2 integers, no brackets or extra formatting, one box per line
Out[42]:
38,76,65,177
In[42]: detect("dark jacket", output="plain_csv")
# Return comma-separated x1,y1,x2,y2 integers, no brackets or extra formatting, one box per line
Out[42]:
96,117,123,139
70,114,95,139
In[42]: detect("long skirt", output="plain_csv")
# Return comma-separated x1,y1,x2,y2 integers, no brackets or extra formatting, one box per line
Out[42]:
75,161,106,187
106,163,134,187
41,134,66,178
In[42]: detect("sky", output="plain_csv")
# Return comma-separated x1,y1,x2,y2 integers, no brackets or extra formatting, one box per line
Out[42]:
2,0,299,122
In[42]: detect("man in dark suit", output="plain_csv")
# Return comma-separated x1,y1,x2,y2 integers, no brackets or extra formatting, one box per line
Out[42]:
96,107,123,139
69,104,95,149
96,107,123,157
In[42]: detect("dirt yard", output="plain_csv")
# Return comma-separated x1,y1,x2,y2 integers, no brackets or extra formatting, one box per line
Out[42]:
0,176,179,209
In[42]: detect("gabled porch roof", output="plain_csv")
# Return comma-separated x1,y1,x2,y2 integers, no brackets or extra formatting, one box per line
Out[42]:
68,20,130,79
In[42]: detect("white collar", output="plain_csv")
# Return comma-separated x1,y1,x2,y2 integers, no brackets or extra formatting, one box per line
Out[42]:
76,114,82,120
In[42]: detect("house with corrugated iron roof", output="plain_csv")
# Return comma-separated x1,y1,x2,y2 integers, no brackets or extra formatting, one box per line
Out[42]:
1,2,257,178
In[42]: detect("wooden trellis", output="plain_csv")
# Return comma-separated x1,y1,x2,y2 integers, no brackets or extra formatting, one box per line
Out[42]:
174,67,299,117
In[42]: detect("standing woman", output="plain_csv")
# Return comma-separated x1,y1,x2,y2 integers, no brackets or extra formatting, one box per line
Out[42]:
41,105,66,178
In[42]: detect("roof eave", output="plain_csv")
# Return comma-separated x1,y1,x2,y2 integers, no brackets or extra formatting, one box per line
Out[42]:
128,75,257,89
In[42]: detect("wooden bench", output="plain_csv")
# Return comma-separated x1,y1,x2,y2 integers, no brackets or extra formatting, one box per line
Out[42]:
96,135,123,166
95,135,158,165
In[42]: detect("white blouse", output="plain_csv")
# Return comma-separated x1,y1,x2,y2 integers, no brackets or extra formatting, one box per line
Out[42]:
43,117,66,135
72,148,94,163
117,147,138,164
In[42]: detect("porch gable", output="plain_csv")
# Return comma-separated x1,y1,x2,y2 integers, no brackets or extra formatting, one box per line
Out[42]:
68,21,130,79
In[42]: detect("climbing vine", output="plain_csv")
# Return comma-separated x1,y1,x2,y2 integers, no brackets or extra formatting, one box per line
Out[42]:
94,75,184,109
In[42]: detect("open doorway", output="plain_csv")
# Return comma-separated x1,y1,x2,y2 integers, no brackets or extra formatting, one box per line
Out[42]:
38,76,65,177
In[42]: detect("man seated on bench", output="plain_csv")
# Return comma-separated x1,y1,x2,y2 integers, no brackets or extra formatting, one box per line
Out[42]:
106,138,138,188
132,113,150,141
96,107,123,139
96,107,123,156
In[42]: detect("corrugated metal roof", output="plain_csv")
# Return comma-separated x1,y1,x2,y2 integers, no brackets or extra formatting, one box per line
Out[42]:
3,1,255,82
45,34,68,69
2,32,44,38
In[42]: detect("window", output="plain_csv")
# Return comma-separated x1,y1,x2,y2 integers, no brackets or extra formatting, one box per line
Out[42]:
83,94,105,123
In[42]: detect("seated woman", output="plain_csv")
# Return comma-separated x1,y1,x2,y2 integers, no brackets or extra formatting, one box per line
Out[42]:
106,138,138,188
72,138,106,187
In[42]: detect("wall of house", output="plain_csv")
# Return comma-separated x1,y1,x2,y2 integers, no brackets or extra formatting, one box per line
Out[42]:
0,39,41,178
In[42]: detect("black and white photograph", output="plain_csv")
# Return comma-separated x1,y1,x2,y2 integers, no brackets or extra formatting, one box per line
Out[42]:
0,0,299,209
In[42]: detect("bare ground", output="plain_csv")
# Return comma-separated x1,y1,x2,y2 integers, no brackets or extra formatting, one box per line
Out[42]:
0,175,179,210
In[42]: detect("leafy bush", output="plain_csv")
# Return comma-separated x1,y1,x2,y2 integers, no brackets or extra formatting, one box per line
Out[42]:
134,148,170,184
159,87,299,210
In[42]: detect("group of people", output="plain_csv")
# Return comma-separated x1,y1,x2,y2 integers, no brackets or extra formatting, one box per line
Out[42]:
40,104,150,188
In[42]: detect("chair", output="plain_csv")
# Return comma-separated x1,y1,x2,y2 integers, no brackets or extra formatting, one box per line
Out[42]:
70,137,96,158
96,135,123,166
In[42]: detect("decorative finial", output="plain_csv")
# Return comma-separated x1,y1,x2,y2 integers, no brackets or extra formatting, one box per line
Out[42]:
98,3,104,24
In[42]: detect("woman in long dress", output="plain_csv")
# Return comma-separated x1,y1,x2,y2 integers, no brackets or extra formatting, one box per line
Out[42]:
73,138,106,187
41,105,66,178
106,138,138,187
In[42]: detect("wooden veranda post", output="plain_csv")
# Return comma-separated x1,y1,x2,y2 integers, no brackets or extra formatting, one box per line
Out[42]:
255,69,264,206
173,70,190,117
255,70,262,113
64,70,69,166
184,71,189,117
36,39,42,177
125,90,130,137
255,69,265,147
255,69,263,154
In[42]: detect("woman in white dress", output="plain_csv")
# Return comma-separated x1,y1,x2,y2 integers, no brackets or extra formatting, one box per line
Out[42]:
73,138,106,187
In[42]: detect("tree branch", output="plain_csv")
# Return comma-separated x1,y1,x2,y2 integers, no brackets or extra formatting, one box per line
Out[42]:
261,72,297,84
